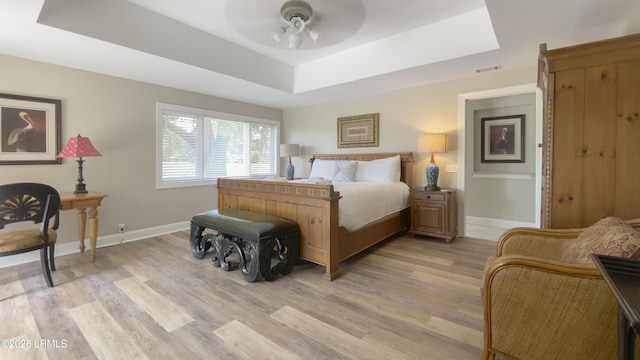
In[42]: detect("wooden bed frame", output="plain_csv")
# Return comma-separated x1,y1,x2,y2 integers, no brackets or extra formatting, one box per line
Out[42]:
216,152,414,281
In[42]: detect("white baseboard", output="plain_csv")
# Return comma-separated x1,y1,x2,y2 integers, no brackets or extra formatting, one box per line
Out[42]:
3,216,535,266
0,221,190,269
465,216,536,241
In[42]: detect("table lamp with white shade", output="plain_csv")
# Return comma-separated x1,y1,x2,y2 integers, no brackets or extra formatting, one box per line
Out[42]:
418,134,447,191
280,143,300,180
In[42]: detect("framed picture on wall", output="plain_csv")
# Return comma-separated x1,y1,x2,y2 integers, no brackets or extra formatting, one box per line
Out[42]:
0,93,62,165
337,113,379,148
481,114,525,163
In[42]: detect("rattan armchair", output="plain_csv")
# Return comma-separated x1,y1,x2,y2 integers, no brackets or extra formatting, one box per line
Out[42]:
482,219,640,360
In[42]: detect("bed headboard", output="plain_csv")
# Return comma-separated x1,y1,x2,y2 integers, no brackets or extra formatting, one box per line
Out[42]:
309,152,414,188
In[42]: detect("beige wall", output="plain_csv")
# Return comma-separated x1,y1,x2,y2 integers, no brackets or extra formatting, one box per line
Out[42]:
282,65,537,191
0,54,282,247
0,51,537,252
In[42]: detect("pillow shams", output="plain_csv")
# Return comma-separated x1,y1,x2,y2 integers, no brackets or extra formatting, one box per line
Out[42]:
308,159,338,180
333,161,356,182
309,156,401,183
308,159,357,182
354,155,401,183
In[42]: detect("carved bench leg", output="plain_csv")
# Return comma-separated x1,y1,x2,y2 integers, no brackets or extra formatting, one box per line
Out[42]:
212,234,231,269
258,232,299,282
211,234,260,282
279,232,299,275
258,238,278,282
240,240,260,283
190,223,213,259
212,234,242,271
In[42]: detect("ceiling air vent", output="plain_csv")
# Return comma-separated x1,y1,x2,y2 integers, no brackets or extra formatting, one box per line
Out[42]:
475,65,502,73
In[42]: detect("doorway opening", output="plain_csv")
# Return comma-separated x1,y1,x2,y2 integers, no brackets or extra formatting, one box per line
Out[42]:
457,84,542,240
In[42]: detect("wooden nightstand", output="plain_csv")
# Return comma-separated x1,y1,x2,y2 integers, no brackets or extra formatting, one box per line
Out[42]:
409,188,457,242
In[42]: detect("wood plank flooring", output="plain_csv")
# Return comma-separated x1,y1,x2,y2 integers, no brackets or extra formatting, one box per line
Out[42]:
0,231,497,360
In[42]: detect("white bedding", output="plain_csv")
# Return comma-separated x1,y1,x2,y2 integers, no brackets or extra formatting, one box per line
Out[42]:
282,178,410,231
333,181,410,231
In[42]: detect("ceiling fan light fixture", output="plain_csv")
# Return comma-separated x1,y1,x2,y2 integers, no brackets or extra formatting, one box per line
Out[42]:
308,28,320,43
281,0,313,22
288,32,303,49
270,27,285,42
289,16,306,34
272,0,320,50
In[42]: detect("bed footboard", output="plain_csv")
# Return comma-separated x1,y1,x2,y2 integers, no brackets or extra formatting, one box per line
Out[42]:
216,152,413,281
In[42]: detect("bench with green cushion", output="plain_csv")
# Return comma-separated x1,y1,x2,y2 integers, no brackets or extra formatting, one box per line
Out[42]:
190,209,299,282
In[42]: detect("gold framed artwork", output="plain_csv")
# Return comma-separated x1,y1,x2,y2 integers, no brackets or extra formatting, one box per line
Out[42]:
0,93,62,165
337,113,379,148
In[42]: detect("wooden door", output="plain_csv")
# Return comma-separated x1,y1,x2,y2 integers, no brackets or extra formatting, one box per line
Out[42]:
581,64,618,226
615,60,640,220
551,62,640,228
550,69,585,228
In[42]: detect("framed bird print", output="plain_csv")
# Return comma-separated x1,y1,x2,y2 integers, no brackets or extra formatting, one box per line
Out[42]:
0,93,61,165
481,114,525,163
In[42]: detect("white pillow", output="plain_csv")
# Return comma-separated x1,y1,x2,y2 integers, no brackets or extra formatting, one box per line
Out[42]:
354,155,401,183
309,159,338,180
333,161,357,182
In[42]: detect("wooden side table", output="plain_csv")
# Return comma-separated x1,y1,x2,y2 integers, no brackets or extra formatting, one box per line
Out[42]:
409,188,457,242
59,192,107,262
592,253,640,360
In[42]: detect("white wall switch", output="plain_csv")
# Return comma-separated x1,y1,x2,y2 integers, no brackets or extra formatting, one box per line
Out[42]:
445,164,458,173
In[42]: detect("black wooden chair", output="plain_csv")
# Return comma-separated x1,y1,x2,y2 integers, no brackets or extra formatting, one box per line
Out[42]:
0,183,61,287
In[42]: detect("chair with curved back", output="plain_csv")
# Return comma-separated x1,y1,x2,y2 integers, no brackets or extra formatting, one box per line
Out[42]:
482,217,640,360
0,183,61,287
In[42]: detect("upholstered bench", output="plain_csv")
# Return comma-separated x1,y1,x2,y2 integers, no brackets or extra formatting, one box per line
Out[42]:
189,209,299,282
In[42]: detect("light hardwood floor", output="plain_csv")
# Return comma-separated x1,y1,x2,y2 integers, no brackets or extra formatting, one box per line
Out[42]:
0,231,497,360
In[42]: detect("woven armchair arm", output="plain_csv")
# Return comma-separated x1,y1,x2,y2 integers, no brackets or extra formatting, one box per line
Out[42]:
483,255,618,360
496,227,584,259
498,219,640,259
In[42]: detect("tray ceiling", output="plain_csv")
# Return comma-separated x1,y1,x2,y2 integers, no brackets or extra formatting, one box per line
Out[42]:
1,0,638,108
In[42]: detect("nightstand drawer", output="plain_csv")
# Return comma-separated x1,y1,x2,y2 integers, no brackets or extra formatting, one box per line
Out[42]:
412,192,445,202
409,188,457,243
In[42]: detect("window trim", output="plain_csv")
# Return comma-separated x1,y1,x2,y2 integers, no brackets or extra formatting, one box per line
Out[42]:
155,102,280,189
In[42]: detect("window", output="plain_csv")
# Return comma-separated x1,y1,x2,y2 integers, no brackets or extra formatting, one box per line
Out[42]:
156,103,279,189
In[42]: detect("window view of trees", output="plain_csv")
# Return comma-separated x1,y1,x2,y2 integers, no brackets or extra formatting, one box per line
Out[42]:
158,104,278,188
162,114,197,179
250,123,275,174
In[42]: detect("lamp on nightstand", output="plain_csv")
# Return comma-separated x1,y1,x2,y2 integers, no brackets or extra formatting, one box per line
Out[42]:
280,143,300,180
418,134,447,191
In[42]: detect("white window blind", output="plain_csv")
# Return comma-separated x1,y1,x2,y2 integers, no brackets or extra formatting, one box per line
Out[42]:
156,103,279,189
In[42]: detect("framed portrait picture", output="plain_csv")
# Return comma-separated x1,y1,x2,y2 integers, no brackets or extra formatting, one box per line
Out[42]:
481,114,525,163
0,93,61,165
337,113,379,148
